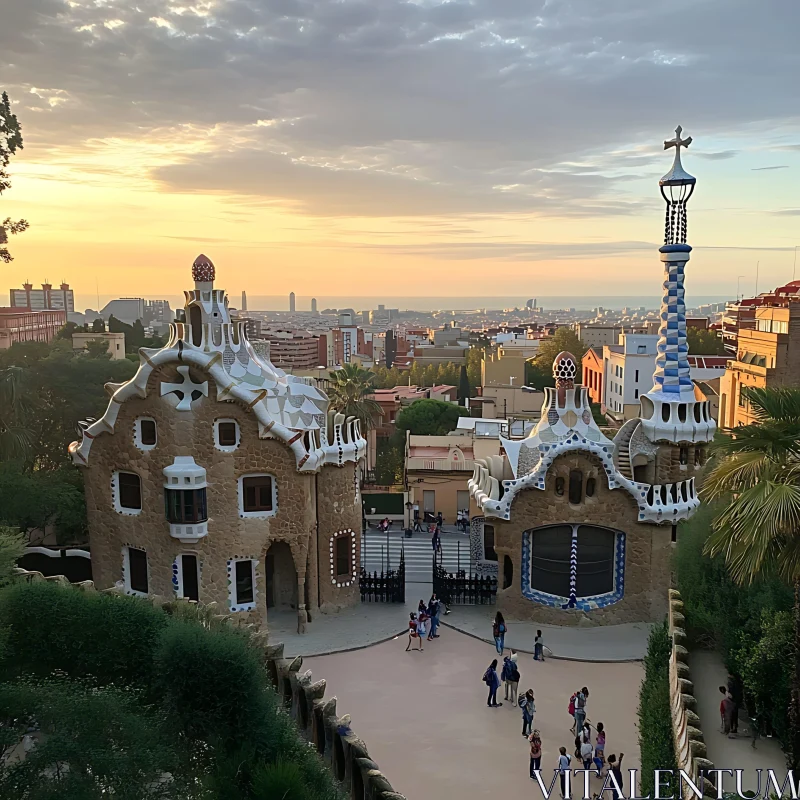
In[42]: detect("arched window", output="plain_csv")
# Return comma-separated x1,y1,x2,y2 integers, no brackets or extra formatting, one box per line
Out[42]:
586,477,596,498
555,477,565,496
679,447,688,465
189,304,202,347
568,470,583,504
503,555,513,590
662,403,671,422
678,404,687,423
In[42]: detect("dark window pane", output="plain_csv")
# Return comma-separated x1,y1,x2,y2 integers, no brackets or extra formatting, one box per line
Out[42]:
118,472,142,510
586,477,596,497
335,536,350,577
235,560,254,605
569,470,583,504
128,547,148,593
164,488,207,523
679,447,688,465
575,525,615,597
503,555,513,590
243,476,273,512
140,419,157,445
530,525,572,597
218,421,237,447
554,477,565,496
483,525,497,562
181,554,199,601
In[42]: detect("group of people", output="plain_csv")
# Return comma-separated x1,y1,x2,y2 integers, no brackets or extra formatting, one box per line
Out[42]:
719,679,743,737
481,627,625,798
405,595,445,651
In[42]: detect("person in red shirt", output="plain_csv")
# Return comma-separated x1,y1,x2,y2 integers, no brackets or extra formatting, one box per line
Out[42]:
406,612,422,651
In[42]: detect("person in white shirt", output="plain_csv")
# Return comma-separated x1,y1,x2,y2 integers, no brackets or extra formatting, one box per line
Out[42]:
558,746,572,799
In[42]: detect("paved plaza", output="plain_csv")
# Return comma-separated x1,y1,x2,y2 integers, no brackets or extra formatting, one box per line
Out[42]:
307,627,643,800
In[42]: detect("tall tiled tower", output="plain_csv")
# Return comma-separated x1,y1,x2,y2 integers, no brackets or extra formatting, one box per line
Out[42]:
640,127,716,445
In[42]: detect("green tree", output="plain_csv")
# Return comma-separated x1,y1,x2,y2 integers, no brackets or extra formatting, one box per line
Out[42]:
0,91,28,264
0,679,187,800
83,338,111,359
534,327,588,369
0,367,34,462
327,363,383,432
57,321,79,340
395,398,469,436
702,386,800,765
0,526,25,587
91,317,105,333
458,364,471,407
687,326,726,355
465,347,483,389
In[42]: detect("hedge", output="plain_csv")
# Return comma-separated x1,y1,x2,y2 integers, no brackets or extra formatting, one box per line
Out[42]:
0,581,343,800
637,620,677,798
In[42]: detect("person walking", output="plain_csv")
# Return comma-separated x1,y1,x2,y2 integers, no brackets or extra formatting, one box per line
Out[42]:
721,690,736,737
573,686,588,735
483,659,502,707
413,506,422,532
528,729,542,779
580,734,594,770
594,722,606,770
607,753,624,800
492,611,507,655
520,689,536,736
557,746,572,799
501,653,513,699
436,510,443,531
416,601,429,644
427,595,441,640
405,612,422,651
508,652,520,706
534,629,545,661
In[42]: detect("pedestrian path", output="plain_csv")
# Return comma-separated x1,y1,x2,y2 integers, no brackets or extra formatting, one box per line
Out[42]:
361,530,472,583
442,605,651,661
688,649,785,795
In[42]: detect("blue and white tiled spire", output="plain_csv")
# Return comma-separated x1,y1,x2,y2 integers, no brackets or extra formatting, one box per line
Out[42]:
640,127,715,444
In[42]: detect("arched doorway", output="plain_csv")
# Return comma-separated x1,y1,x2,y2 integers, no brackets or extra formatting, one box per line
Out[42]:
265,541,298,610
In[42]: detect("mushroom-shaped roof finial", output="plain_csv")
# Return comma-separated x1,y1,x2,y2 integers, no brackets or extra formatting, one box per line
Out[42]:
192,253,215,284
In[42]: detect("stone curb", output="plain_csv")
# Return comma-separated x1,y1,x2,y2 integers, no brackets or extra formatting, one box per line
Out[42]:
439,619,644,663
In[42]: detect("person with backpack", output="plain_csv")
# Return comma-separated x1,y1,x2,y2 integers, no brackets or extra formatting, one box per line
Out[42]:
573,686,588,735
492,611,507,655
506,652,520,705
483,659,502,707
557,746,572,799
579,733,594,770
528,729,542,779
519,688,536,736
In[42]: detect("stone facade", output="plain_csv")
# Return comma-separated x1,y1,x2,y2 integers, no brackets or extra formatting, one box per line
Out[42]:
71,256,366,634
490,452,671,626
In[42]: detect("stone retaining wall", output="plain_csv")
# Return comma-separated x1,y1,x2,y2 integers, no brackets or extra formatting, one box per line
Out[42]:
668,588,715,797
11,568,406,800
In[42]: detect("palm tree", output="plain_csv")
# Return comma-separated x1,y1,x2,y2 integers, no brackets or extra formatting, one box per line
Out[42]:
326,363,383,432
0,366,34,461
702,386,800,764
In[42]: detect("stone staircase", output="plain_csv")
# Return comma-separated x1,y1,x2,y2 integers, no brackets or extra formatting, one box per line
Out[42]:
612,418,640,480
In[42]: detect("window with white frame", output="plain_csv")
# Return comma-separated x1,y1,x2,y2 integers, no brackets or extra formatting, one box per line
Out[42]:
330,529,357,587
214,419,240,451
123,546,148,595
113,471,142,514
238,474,276,517
228,558,257,611
135,418,157,450
174,553,200,601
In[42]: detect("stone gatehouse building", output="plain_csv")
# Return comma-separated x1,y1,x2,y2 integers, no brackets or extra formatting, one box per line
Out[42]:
70,255,365,633
468,128,716,625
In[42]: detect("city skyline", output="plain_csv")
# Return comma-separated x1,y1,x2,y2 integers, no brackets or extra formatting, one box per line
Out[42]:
3,1,799,300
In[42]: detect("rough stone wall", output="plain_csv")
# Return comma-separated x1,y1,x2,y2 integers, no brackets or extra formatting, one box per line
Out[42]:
655,444,705,485
668,589,715,797
315,462,361,612
81,363,358,630
492,452,671,626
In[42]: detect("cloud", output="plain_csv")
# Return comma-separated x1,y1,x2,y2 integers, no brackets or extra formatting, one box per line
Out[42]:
766,209,800,216
751,165,789,171
1,0,799,218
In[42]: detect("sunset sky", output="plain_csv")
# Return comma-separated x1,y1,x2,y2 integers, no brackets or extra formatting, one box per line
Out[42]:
2,0,799,310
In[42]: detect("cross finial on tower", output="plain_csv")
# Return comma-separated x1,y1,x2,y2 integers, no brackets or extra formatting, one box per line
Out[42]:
664,125,692,154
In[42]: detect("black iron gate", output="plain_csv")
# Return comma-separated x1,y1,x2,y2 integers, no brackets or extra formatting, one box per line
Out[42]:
432,549,496,606
359,546,405,603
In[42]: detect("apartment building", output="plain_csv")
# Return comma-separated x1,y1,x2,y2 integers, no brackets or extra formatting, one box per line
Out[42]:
0,308,66,349
10,282,74,313
719,303,800,429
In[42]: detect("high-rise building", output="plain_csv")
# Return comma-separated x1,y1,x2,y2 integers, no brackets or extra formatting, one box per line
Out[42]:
241,291,247,312
10,282,74,313
289,292,296,312
311,298,317,313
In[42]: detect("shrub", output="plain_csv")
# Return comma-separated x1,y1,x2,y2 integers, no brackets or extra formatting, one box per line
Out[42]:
154,618,275,749
637,620,676,798
0,581,167,688
252,760,320,800
0,678,188,799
